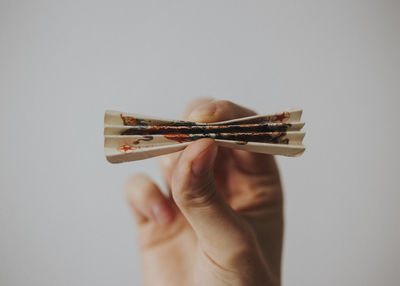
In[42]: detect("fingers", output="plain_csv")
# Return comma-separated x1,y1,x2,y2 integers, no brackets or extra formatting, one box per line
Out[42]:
187,99,277,176
158,99,256,188
181,97,214,119
125,174,174,225
158,98,214,189
188,100,256,123
171,139,255,257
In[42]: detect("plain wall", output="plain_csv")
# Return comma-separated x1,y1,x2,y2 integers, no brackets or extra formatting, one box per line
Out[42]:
1,1,399,285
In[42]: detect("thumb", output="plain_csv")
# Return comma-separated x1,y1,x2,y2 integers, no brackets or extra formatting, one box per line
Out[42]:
171,139,255,259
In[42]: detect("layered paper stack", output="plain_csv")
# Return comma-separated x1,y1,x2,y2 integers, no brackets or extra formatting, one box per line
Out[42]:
104,109,306,163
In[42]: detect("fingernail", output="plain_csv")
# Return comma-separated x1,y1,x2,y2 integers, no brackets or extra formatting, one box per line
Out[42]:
152,201,173,225
189,102,217,121
191,144,218,176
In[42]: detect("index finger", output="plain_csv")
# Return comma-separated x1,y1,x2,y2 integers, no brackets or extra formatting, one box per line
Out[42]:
186,100,278,176
158,99,259,191
187,100,256,122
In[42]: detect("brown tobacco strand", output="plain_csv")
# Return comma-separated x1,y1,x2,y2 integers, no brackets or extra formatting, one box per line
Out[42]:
121,123,292,135
163,132,289,144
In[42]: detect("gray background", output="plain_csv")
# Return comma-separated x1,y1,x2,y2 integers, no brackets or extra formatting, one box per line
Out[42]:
1,0,399,285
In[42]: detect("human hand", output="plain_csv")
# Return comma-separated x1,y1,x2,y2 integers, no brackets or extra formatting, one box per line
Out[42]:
125,99,283,286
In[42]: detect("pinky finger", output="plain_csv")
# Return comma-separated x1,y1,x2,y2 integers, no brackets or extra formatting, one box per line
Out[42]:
125,174,175,225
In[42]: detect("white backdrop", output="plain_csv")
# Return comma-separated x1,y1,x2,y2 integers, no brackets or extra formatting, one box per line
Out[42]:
1,1,399,285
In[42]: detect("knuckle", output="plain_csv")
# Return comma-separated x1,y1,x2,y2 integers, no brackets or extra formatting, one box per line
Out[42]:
194,100,234,122
188,97,213,107
214,100,256,120
178,180,218,208
172,169,218,208
214,100,235,113
183,98,214,119
215,99,234,107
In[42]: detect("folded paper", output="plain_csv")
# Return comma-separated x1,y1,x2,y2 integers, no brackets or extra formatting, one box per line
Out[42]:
104,109,306,163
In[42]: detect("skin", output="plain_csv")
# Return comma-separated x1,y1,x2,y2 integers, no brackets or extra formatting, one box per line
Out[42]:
125,99,284,286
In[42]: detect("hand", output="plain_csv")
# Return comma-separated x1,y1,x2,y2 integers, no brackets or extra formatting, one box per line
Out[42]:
125,99,283,286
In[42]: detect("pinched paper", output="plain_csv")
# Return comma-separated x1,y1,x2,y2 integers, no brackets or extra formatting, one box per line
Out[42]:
104,109,306,163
